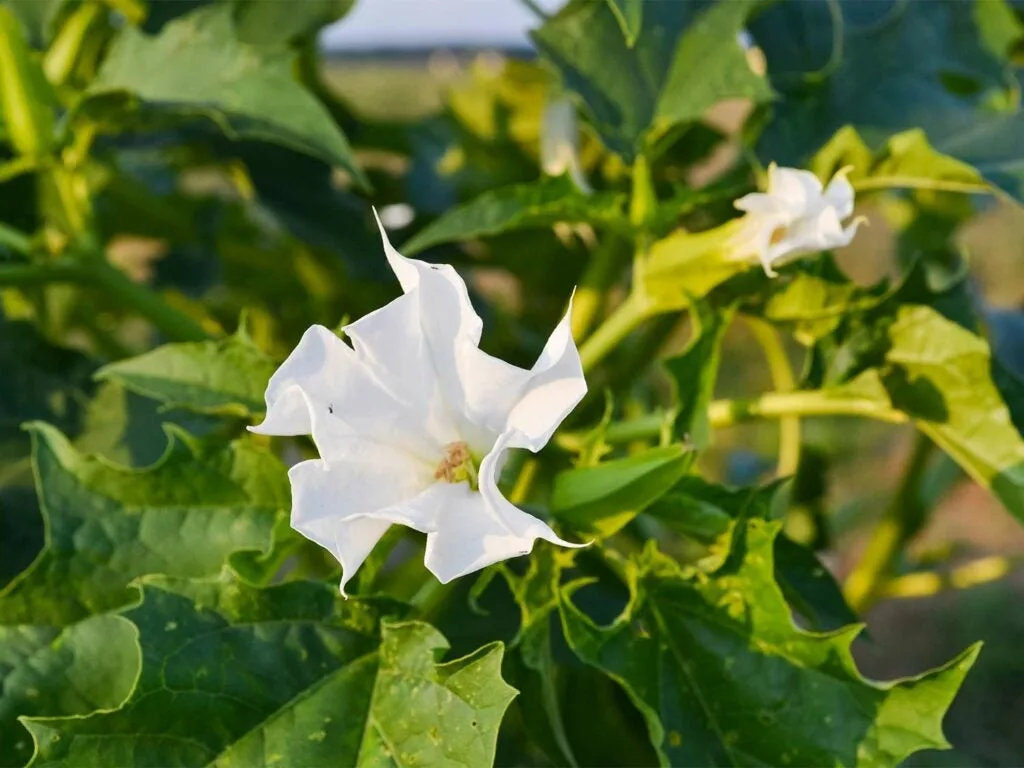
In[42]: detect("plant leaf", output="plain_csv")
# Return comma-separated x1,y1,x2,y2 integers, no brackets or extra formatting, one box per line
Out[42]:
559,519,980,766
810,126,990,195
751,0,1024,198
95,326,277,418
551,444,694,537
23,576,516,767
532,0,770,159
232,0,356,45
0,424,286,764
83,5,364,186
605,0,643,47
829,305,1024,518
665,300,735,448
403,175,628,255
647,475,857,632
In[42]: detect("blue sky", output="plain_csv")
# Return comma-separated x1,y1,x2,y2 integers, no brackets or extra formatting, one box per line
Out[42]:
321,0,563,49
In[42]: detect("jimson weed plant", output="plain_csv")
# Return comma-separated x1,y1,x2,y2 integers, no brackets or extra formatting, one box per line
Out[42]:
1,0,1024,765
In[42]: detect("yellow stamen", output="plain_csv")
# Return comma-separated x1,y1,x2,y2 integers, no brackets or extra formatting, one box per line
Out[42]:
434,441,479,489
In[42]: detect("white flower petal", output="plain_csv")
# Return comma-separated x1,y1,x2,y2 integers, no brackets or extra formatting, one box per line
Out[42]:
250,324,436,459
767,164,823,212
288,448,433,594
344,292,460,448
422,483,551,583
822,166,855,220
479,433,584,547
504,301,587,451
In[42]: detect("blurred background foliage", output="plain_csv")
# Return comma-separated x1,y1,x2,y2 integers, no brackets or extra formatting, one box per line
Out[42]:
1,0,1024,764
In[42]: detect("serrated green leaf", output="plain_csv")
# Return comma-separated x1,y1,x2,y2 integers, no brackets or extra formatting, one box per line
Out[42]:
665,301,734,448
532,0,770,159
403,175,627,255
752,0,1024,198
560,519,980,766
0,424,287,764
653,0,773,136
0,615,138,768
810,127,990,195
551,444,693,537
96,327,277,418
499,546,579,767
83,5,364,185
647,475,857,632
23,576,516,767
831,305,1024,519
1,423,286,625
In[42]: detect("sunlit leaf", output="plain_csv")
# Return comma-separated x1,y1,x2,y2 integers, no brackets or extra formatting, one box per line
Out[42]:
560,519,980,766
83,5,365,185
96,324,277,418
551,444,693,537
23,577,516,767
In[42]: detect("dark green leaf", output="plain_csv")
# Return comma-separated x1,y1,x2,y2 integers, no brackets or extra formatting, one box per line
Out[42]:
23,576,516,767
560,519,980,766
403,175,627,255
605,0,642,47
752,0,1024,198
551,445,694,537
665,300,734,447
532,0,770,159
1,423,285,625
232,0,356,45
96,325,277,418
0,615,138,768
0,319,95,463
83,5,364,185
647,475,857,631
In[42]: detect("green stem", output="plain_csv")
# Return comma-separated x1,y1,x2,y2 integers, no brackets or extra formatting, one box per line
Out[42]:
555,391,908,451
843,434,934,612
570,238,625,342
852,176,991,196
577,291,655,372
0,258,211,342
745,316,800,477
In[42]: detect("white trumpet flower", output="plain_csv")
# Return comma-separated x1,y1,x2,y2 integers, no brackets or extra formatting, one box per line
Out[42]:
251,213,587,594
732,163,864,276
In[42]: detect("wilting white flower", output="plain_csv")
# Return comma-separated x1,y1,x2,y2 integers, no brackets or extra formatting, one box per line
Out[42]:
541,97,592,194
251,213,587,593
732,163,864,277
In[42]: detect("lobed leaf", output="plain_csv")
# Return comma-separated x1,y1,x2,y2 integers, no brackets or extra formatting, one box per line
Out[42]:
532,0,770,159
560,519,980,767
0,425,287,763
403,175,628,255
82,5,365,185
551,444,693,538
96,326,278,418
23,577,516,767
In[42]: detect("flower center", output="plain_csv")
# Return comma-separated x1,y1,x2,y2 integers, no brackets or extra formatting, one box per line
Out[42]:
769,225,788,245
434,441,480,490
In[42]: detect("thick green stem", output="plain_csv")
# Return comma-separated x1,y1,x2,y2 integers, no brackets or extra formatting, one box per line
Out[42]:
0,258,211,342
843,434,934,612
745,317,800,477
570,238,625,342
577,291,655,372
555,392,908,451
